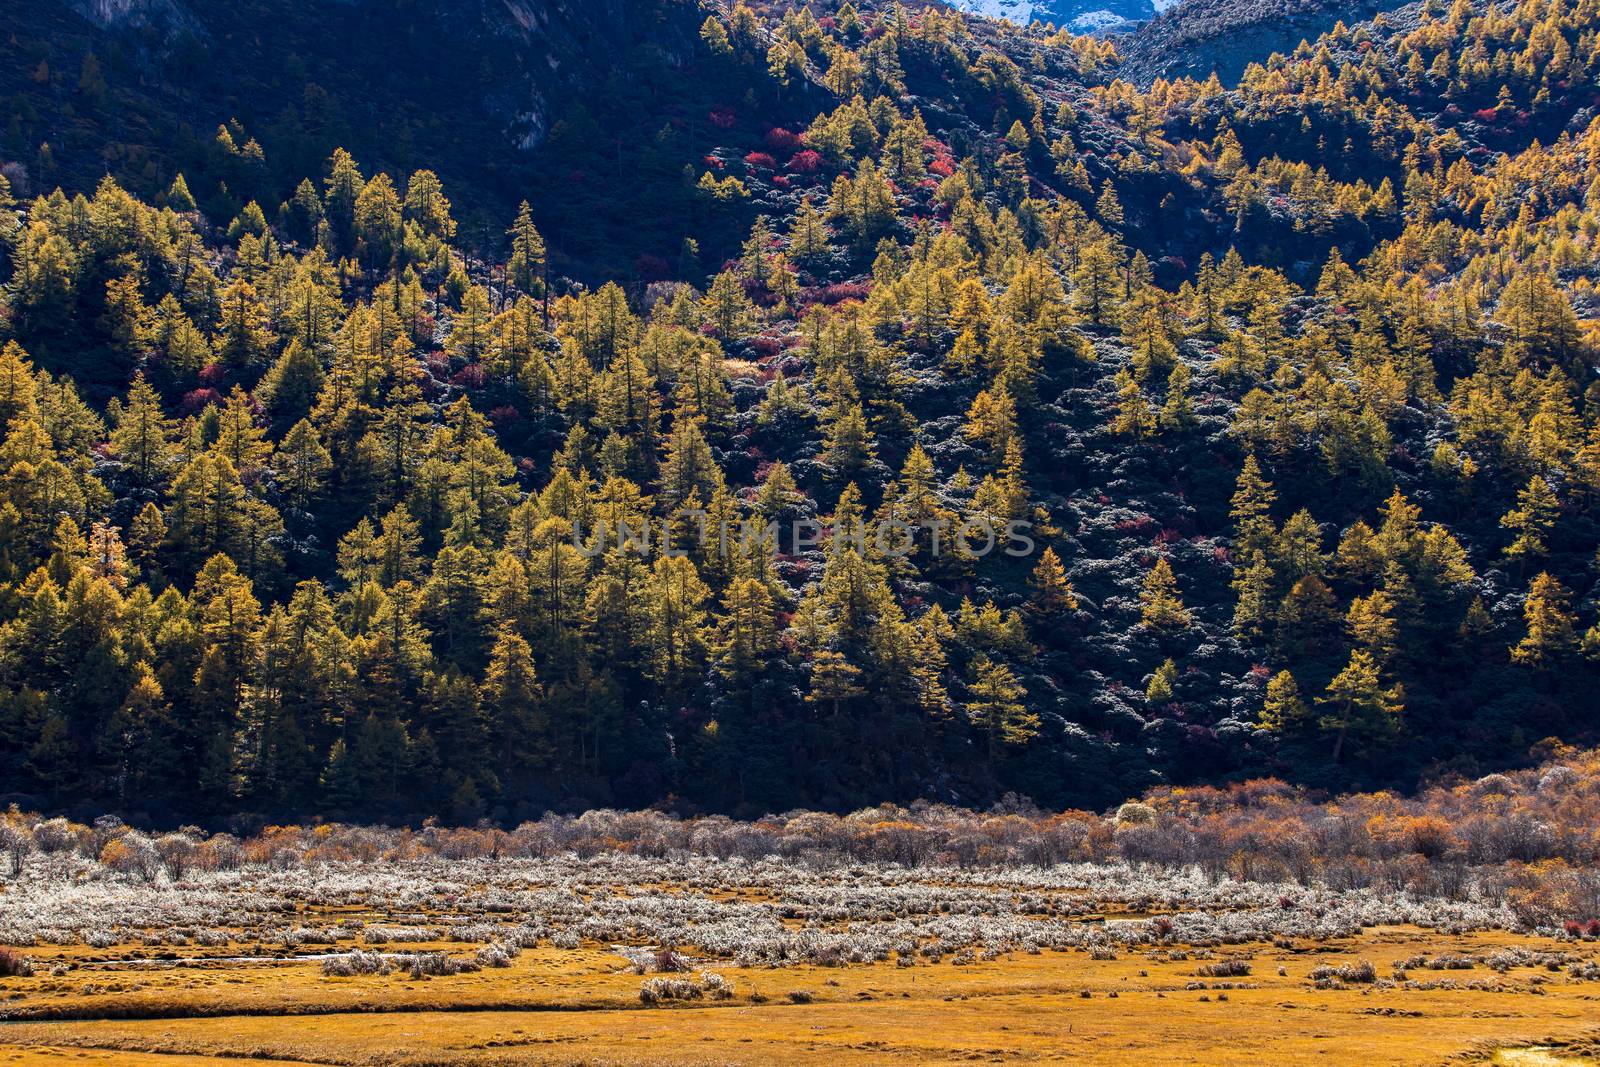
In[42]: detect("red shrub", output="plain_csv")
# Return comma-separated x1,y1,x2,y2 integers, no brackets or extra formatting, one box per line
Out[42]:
928,157,955,178
1473,108,1499,123
197,362,227,386
744,151,777,172
1114,515,1158,537
488,405,521,428
765,127,802,151
179,388,221,415
787,149,822,173
450,364,486,389
808,280,871,305
708,106,736,130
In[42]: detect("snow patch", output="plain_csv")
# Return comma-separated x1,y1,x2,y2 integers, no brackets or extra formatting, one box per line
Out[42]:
950,0,1039,23
1069,9,1130,29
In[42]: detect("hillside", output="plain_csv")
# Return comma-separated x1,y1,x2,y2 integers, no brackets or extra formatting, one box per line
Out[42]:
0,0,1597,827
0,0,720,280
945,0,1176,33
1115,0,1407,83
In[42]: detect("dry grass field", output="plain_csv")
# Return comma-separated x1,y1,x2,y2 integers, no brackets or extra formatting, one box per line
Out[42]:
3,850,1600,1065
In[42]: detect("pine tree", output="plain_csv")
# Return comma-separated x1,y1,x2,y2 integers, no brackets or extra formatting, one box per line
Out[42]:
703,271,756,341
1319,649,1402,763
822,396,875,476
0,342,38,435
967,655,1037,760
1146,658,1178,704
789,198,831,261
353,173,405,268
1028,547,1078,615
808,648,863,717
1071,241,1120,327
1140,559,1191,630
644,555,710,689
166,173,197,212
700,14,733,54
100,660,178,806
1111,368,1154,438
1230,453,1277,559
1500,474,1560,564
1511,572,1577,667
213,386,273,481
1159,362,1194,430
964,387,1017,463
1258,670,1310,733
482,625,546,775
403,169,455,241
257,340,325,426
109,374,175,492
712,576,780,686
507,201,547,297
1347,590,1398,666
447,285,495,363
215,278,274,370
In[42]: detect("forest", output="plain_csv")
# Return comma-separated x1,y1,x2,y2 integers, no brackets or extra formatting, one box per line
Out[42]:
0,0,1598,826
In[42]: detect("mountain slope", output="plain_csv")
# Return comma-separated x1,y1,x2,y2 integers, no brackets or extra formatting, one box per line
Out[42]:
0,0,711,277
1115,0,1408,83
0,0,1598,825
945,0,1177,32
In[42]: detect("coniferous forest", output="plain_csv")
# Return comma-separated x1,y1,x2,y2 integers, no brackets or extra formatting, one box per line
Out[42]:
1,0,1599,829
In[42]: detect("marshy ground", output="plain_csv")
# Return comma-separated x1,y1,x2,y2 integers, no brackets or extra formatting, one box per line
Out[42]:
3,853,1599,1065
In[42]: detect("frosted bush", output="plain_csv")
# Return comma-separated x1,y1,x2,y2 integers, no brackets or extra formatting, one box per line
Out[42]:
363,925,438,945
1196,957,1251,977
403,951,478,977
475,942,517,967
639,970,730,1004
322,950,393,977
1310,959,1376,984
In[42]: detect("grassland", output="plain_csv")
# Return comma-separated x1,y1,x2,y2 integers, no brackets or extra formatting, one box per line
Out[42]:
3,850,1600,1065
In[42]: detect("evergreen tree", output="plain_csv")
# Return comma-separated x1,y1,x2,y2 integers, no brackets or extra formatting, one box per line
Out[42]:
1259,670,1310,733
1511,572,1577,667
1319,650,1402,763
967,655,1037,760
1140,559,1192,630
